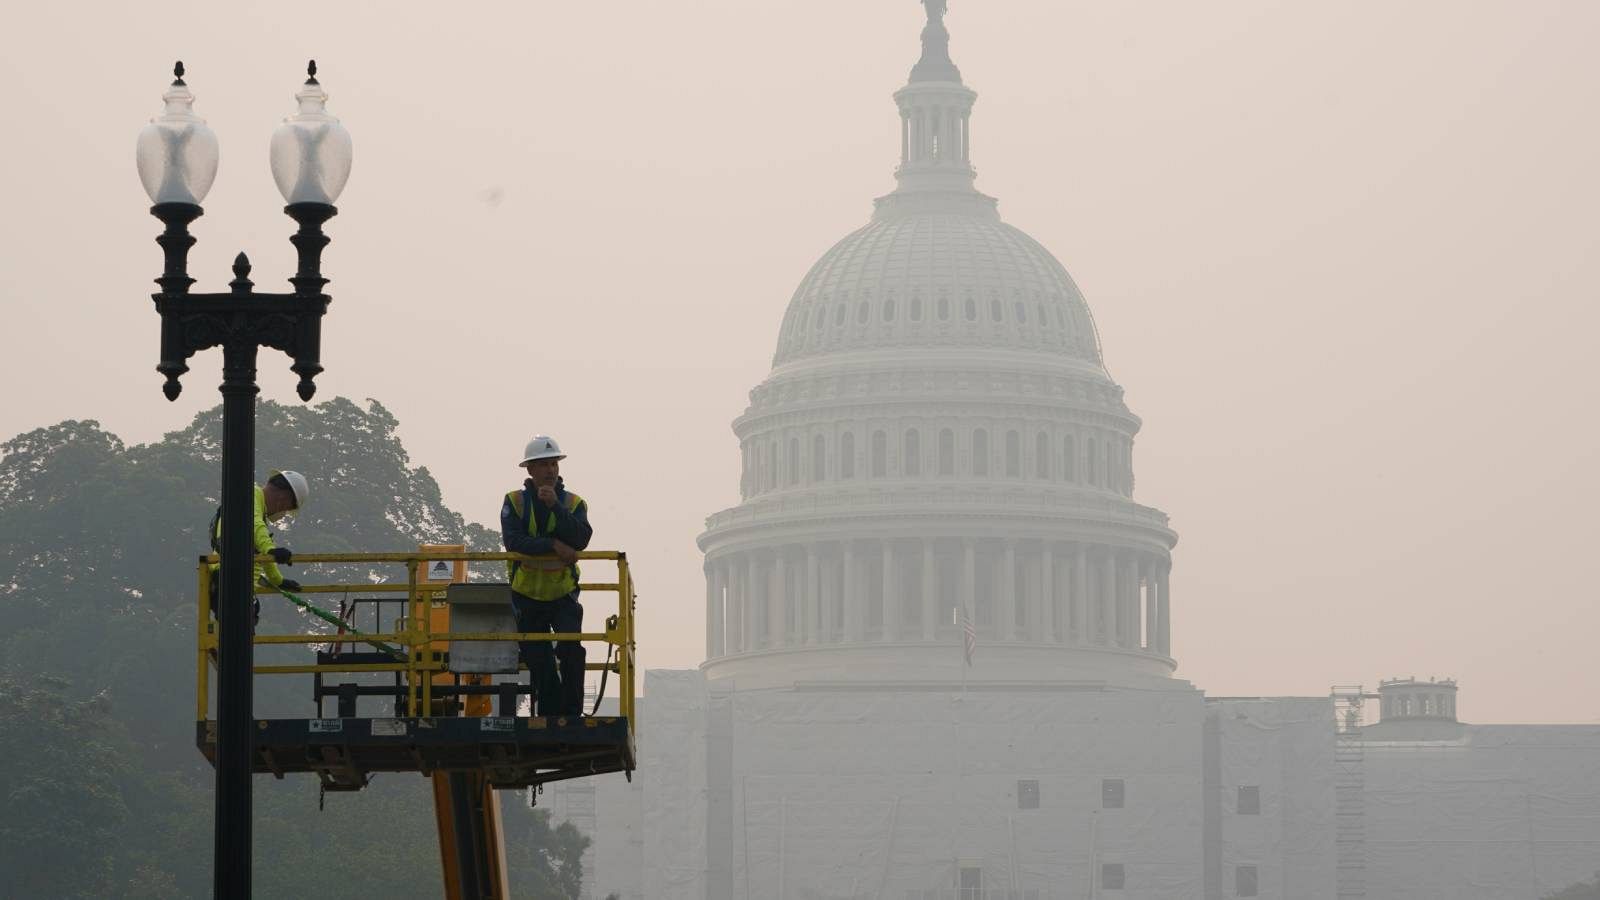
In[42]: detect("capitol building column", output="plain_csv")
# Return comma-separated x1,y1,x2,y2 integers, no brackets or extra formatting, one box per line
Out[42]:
706,563,724,658
1100,549,1117,647
881,542,899,642
921,540,937,641
1073,543,1089,645
962,539,976,630
726,555,744,655
804,545,820,646
770,552,788,649
999,540,1017,641
1157,561,1172,656
1040,543,1056,643
843,541,861,643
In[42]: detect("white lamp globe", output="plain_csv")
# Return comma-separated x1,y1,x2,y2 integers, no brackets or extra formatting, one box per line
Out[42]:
269,61,353,205
135,62,220,206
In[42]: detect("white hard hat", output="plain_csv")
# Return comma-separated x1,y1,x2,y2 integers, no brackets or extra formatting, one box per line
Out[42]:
269,469,310,518
520,435,565,466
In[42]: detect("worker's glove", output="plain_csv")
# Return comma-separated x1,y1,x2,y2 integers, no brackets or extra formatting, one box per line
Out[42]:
278,578,303,593
269,547,293,566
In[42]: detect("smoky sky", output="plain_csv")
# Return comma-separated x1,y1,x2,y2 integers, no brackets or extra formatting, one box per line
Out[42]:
2,1,1596,723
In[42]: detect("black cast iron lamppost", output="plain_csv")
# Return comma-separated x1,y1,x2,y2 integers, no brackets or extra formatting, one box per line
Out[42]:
137,60,351,899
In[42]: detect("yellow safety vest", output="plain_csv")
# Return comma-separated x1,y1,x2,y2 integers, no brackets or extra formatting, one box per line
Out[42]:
505,488,584,600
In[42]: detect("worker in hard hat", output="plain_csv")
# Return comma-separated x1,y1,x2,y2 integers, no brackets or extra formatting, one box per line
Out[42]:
207,469,308,625
501,436,593,717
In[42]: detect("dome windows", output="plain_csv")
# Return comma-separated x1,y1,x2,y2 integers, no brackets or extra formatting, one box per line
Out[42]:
1036,432,1051,479
871,431,887,477
910,295,923,322
812,434,826,481
834,303,847,326
904,429,921,476
857,301,870,325
840,431,856,479
990,299,1003,322
972,429,989,475
1014,302,1027,324
813,307,825,331
883,298,896,322
938,429,955,475
1005,430,1021,477
937,294,950,321
964,297,978,321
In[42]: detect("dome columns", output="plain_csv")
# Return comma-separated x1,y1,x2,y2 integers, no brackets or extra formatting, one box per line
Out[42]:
703,538,1173,665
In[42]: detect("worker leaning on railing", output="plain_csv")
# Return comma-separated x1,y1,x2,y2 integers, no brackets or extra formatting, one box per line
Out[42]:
207,469,307,626
500,435,593,717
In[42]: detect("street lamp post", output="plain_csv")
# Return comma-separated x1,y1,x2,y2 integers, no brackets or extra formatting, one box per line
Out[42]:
138,61,351,899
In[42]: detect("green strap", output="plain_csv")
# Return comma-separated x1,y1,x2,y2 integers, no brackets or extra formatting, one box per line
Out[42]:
275,587,403,660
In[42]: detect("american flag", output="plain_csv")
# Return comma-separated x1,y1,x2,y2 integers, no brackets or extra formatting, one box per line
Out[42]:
960,604,976,666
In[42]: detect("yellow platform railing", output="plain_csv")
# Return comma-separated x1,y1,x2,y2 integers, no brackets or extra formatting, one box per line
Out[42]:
195,550,636,737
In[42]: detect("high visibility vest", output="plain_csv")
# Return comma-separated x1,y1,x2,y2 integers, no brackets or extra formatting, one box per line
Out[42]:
505,488,584,600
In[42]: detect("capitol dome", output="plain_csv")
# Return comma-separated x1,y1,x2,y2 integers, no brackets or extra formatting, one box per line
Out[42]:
699,1,1179,691
771,211,1106,370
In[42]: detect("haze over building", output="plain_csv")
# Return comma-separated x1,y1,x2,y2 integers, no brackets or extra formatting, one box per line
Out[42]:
550,5,1600,898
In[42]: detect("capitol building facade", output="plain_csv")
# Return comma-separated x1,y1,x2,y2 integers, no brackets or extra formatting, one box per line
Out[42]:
554,6,1600,899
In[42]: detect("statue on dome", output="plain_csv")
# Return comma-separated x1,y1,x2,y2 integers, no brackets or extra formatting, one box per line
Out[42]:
922,0,948,24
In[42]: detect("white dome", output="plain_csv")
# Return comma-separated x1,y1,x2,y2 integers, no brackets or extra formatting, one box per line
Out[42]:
773,210,1105,370
698,3,1179,691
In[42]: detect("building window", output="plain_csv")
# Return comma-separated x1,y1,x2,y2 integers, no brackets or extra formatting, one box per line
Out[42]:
1236,865,1258,897
911,296,923,321
904,429,921,476
1101,863,1125,890
965,297,977,321
812,434,826,481
1063,434,1076,481
1087,439,1100,486
972,429,989,476
990,298,1003,321
834,303,846,326
857,302,870,324
840,432,855,479
812,307,824,331
1036,433,1051,479
1005,430,1021,477
1102,778,1124,809
1237,786,1260,815
958,866,982,900
938,429,955,476
871,430,887,477
883,298,896,321
766,443,777,490
1017,779,1039,810
1015,301,1027,323
787,437,799,486
938,295,950,321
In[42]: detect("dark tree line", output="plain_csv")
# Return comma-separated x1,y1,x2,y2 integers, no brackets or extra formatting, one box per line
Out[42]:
0,399,591,898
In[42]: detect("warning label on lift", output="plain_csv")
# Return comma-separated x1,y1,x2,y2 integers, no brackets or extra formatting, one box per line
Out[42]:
370,719,407,737
479,717,515,732
427,560,453,581
309,719,343,734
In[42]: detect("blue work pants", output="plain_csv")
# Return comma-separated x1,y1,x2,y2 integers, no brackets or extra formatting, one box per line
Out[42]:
510,591,586,716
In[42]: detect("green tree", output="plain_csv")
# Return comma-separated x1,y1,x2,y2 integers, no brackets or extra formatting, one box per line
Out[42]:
0,399,588,898
503,802,592,899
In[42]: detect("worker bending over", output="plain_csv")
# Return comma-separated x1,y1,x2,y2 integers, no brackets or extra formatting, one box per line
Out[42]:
501,435,593,717
208,469,308,624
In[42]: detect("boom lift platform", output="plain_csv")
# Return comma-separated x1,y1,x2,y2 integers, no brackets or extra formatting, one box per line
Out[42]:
192,548,637,899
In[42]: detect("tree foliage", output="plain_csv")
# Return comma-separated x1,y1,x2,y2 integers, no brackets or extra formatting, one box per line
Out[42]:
0,399,588,898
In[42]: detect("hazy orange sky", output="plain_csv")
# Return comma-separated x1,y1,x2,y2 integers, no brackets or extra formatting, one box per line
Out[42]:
3,1,1596,723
